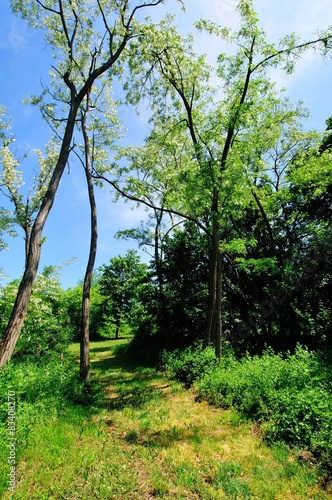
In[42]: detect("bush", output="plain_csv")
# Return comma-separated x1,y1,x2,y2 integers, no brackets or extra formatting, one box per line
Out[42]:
0,272,73,361
196,346,332,470
0,354,106,444
162,342,218,387
0,352,106,495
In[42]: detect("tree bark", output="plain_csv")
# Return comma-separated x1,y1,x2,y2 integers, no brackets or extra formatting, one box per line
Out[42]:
214,248,223,360
0,103,79,367
204,187,219,347
153,209,171,349
0,0,147,366
204,238,217,348
80,105,97,383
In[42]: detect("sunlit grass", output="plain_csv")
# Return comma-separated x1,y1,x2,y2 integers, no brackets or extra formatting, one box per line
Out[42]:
2,339,331,499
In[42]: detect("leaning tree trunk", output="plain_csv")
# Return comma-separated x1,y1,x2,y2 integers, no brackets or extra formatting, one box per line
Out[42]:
0,103,79,367
80,107,97,383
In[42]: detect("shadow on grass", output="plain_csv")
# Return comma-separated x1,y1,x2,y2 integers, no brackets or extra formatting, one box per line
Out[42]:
88,340,170,411
123,423,204,449
91,354,153,373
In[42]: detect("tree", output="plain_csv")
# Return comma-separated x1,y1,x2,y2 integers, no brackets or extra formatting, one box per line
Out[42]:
0,134,59,264
111,1,332,358
0,0,169,367
75,85,123,381
98,250,149,339
0,265,72,361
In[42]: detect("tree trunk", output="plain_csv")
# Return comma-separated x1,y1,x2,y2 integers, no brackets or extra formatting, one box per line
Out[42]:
154,210,170,350
80,106,97,383
204,189,219,348
214,248,223,361
0,102,79,367
204,239,217,348
204,195,223,360
24,222,31,268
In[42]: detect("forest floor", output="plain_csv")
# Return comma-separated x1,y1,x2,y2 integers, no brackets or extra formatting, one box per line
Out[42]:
4,338,332,499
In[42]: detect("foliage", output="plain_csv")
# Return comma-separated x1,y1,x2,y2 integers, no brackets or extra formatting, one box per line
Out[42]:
62,282,104,341
159,223,210,348
0,208,16,251
124,221,210,351
0,108,59,257
2,338,329,499
0,353,105,460
0,267,73,361
98,250,152,338
162,342,218,387
196,346,332,470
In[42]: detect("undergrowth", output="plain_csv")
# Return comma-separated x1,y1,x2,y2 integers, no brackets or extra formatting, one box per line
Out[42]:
163,344,332,473
161,341,218,387
1,339,331,498
0,352,105,494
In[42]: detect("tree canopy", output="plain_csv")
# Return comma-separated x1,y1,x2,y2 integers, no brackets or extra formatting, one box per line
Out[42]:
0,0,331,365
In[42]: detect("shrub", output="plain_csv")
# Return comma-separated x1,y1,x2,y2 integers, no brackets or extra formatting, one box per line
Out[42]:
0,354,106,444
162,342,218,387
0,272,73,361
196,346,332,470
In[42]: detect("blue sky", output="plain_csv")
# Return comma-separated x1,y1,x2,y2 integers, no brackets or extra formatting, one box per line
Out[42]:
0,0,331,289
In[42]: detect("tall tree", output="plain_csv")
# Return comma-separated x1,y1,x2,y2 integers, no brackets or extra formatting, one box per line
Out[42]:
112,0,332,358
0,0,169,367
78,97,96,383
75,86,121,382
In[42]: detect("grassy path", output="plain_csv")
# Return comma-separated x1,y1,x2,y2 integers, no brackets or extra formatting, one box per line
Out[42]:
6,339,332,499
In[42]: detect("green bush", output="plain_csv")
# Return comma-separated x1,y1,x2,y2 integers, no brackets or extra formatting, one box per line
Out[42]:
0,272,73,361
196,346,332,470
0,352,106,496
162,342,218,387
0,354,106,443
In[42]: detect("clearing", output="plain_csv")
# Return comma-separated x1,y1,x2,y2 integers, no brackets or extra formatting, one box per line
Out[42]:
5,338,332,499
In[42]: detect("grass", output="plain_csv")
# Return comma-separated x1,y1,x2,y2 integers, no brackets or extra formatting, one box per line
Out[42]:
1,338,332,499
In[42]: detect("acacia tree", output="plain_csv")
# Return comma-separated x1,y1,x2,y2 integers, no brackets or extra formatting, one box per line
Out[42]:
95,135,210,347
0,0,170,368
110,1,332,358
75,88,121,381
0,134,58,265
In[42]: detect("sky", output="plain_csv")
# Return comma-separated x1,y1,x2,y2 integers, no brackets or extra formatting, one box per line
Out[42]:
0,0,331,289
